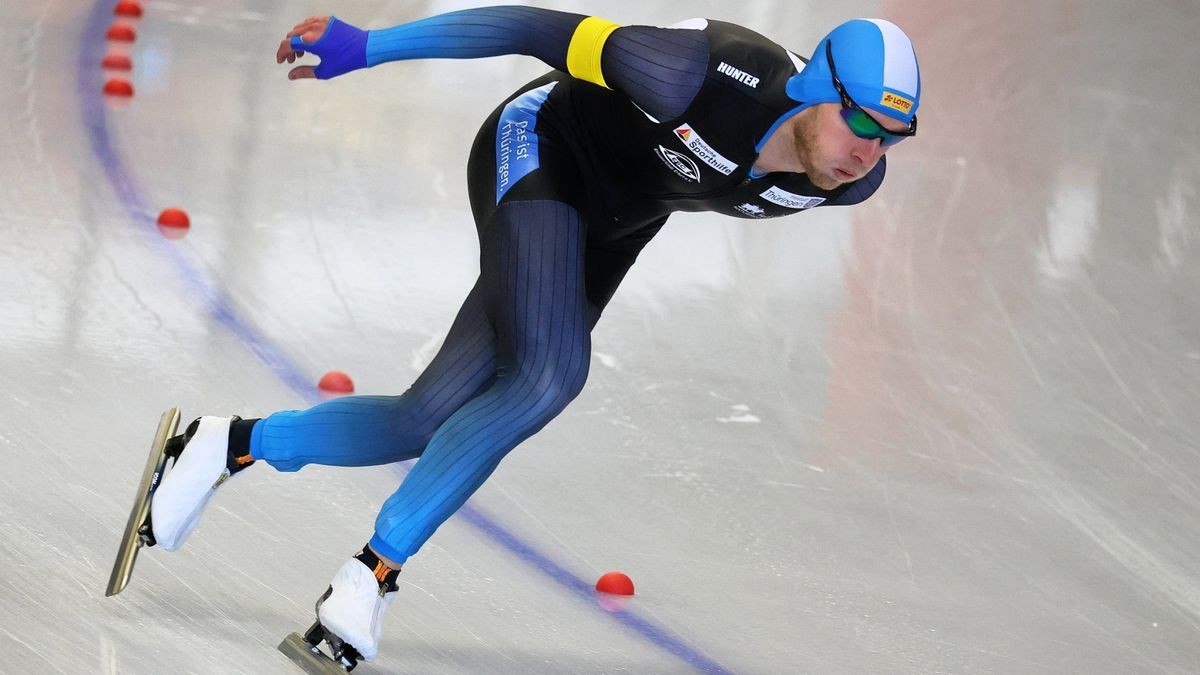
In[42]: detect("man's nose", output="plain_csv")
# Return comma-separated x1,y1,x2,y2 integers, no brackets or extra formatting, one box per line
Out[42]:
851,137,883,167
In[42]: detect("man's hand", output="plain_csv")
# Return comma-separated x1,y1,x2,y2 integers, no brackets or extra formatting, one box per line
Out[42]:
277,15,371,81
276,16,330,80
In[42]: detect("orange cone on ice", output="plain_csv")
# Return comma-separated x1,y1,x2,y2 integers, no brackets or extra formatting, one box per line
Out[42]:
595,571,635,595
101,52,133,71
319,371,355,395
156,208,190,239
106,22,136,42
114,1,143,18
103,78,134,97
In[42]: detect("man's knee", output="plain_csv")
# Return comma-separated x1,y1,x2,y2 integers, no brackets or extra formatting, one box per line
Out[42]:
509,356,590,421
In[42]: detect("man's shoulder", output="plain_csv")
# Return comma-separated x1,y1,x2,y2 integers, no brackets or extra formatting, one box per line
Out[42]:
699,19,798,78
679,20,805,124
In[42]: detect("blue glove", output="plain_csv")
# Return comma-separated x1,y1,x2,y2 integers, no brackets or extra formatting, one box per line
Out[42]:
289,16,369,80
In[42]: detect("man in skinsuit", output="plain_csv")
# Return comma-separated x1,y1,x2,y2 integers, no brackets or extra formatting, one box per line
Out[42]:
148,7,921,662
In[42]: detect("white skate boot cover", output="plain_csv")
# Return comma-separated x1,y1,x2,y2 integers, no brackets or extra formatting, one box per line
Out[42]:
318,558,397,661
150,416,234,551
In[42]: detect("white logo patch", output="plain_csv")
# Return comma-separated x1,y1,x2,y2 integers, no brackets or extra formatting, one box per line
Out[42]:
760,186,825,210
654,145,701,183
735,203,767,218
716,62,760,89
673,125,738,175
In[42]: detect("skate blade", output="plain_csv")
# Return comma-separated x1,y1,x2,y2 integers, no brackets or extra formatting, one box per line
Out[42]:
278,633,352,673
105,407,181,597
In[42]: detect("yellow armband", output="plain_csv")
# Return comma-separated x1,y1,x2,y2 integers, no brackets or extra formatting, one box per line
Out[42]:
566,17,621,89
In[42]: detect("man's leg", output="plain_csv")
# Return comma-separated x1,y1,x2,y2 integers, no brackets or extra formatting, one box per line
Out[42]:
367,199,592,566
247,279,499,471
149,279,500,552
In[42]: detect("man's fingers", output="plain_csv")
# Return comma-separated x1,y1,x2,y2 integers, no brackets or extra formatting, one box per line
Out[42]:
295,16,325,30
277,37,308,64
277,35,315,65
289,18,321,33
276,42,305,62
287,17,330,40
288,65,317,80
285,27,325,46
278,16,328,69
285,24,315,38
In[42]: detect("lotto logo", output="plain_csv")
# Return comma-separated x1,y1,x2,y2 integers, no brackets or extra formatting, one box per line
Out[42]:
881,92,913,113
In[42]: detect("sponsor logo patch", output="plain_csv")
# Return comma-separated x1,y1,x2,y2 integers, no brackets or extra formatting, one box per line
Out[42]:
495,82,556,203
735,203,767,218
716,61,760,89
655,145,701,183
673,124,738,175
760,186,825,210
881,91,913,114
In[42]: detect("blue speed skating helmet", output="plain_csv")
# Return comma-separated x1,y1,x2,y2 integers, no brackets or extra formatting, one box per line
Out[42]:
786,18,921,126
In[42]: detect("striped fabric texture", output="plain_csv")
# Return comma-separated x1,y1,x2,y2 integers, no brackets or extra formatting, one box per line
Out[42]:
252,200,593,565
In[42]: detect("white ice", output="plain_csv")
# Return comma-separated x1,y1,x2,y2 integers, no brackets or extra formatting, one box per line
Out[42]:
2,1,1200,673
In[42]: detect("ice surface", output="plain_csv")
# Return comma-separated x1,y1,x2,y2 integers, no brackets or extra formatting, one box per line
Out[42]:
2,1,1199,673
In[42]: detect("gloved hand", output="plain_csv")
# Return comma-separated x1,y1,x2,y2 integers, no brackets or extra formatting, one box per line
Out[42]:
275,15,368,80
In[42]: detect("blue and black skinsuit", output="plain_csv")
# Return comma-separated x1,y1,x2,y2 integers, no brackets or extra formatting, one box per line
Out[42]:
245,7,886,565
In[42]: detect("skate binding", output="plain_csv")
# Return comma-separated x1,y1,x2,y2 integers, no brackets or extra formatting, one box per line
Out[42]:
135,433,186,550
278,588,364,673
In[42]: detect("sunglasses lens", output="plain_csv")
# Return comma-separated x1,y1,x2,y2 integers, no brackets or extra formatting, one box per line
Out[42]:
840,108,879,135
839,107,906,146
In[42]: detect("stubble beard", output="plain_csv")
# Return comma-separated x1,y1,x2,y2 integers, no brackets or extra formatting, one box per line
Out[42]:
793,112,842,191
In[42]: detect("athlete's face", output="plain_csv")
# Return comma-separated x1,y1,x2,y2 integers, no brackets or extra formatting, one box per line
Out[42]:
794,103,910,190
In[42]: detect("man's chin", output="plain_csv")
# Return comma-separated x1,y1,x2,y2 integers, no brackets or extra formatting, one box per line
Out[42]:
810,173,842,190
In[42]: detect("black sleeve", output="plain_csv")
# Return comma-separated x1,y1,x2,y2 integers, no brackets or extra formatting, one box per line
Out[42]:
600,26,710,122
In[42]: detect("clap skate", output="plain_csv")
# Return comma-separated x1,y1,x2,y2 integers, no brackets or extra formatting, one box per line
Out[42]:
107,410,245,596
105,407,182,596
279,556,398,672
278,588,365,673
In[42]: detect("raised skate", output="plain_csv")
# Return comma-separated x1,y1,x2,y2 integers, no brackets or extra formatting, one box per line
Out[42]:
149,415,240,551
105,407,181,596
106,411,243,596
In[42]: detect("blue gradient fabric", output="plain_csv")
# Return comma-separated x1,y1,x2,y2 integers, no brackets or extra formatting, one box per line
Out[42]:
365,6,583,67
251,201,592,564
291,7,709,121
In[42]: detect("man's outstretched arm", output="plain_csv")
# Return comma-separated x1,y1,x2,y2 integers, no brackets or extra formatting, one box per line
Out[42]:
276,8,709,122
